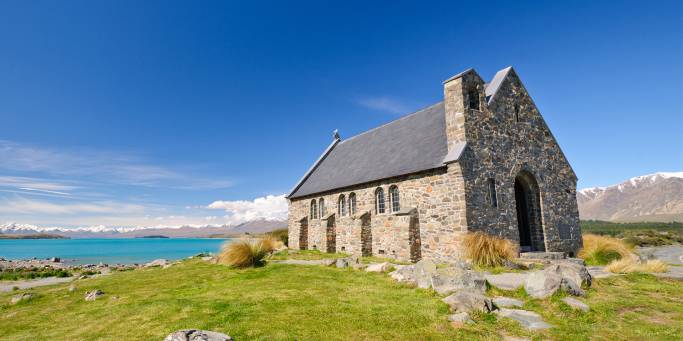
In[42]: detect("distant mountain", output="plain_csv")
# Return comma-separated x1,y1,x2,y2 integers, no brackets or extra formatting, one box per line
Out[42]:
0,218,287,239
577,172,683,222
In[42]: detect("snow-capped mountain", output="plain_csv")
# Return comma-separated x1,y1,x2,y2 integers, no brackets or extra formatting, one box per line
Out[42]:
0,218,287,238
577,172,683,222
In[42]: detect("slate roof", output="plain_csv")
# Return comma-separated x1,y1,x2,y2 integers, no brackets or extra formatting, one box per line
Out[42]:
288,67,512,199
288,102,449,198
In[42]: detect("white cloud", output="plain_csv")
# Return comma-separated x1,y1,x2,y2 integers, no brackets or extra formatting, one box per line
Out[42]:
0,197,146,215
357,96,410,114
0,140,231,190
207,194,287,224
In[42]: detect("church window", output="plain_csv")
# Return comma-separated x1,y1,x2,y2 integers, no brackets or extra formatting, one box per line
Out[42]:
375,188,386,214
389,185,400,213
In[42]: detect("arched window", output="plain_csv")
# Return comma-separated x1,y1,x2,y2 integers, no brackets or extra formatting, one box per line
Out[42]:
319,198,325,217
389,185,400,213
375,188,386,214
348,193,357,216
310,199,318,219
338,194,347,216
468,88,480,110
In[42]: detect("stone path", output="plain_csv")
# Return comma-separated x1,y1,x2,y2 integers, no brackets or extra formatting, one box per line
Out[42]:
0,276,74,292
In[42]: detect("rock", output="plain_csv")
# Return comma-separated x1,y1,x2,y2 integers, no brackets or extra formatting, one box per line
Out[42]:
524,270,561,299
587,266,615,279
495,308,553,330
201,257,213,262
164,329,233,341
560,278,586,297
493,297,524,308
389,265,416,283
485,273,529,291
448,312,474,325
10,293,33,305
414,259,438,288
322,258,336,267
443,291,493,313
50,257,61,263
545,261,592,287
335,258,349,268
84,289,104,301
68,284,77,292
366,262,392,273
145,259,168,267
561,297,589,312
430,266,486,295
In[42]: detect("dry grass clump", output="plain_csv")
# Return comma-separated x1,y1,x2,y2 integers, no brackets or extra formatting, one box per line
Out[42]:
579,234,634,265
463,232,518,267
216,238,276,268
605,258,669,274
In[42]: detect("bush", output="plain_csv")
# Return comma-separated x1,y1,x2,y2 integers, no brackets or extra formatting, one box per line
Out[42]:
267,228,289,247
578,234,634,265
606,258,668,274
216,238,276,268
463,232,517,267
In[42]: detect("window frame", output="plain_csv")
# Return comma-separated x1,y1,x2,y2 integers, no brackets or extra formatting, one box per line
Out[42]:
338,194,347,217
389,185,400,213
319,198,325,218
375,187,386,214
487,178,498,208
348,192,357,216
310,199,318,219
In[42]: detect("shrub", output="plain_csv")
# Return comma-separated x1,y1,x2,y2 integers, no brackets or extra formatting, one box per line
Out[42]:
267,228,289,247
578,234,633,265
463,232,517,267
606,258,668,274
216,238,276,268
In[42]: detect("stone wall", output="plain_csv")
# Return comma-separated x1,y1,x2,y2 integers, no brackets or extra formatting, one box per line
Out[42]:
444,69,582,255
287,166,469,263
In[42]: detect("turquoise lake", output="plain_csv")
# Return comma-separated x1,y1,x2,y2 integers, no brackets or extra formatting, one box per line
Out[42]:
0,238,230,265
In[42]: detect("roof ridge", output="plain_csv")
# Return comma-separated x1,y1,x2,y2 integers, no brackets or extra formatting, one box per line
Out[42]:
340,101,444,145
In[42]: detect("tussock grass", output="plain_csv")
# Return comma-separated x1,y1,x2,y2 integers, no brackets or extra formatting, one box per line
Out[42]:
216,238,276,268
578,234,634,265
606,258,669,274
463,232,517,267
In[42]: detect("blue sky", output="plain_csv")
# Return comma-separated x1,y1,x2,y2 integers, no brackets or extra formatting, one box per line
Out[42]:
0,1,681,228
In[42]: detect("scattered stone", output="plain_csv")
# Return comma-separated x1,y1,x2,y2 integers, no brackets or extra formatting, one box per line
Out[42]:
495,308,553,330
430,266,486,295
485,272,529,291
389,265,416,283
145,259,168,268
524,270,561,299
84,289,104,301
561,297,589,312
545,261,592,287
448,312,474,325
68,284,76,292
164,329,233,341
10,293,33,305
335,258,349,268
201,256,213,262
560,277,586,297
322,258,336,267
414,259,438,289
587,266,615,279
365,262,392,273
443,291,493,313
493,297,524,308
49,257,61,263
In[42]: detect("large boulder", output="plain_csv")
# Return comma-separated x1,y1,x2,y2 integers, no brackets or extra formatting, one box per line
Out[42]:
443,291,493,313
492,296,524,308
389,265,416,283
524,270,561,299
485,273,529,291
144,259,168,268
335,258,349,268
545,261,592,287
430,267,486,295
414,259,438,289
164,329,233,341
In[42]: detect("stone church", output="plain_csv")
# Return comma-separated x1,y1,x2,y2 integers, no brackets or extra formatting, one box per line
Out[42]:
286,67,581,263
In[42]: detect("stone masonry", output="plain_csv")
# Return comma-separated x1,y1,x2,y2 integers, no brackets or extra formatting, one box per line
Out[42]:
287,66,582,263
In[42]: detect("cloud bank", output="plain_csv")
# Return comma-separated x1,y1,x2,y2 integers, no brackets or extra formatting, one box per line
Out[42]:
207,194,288,224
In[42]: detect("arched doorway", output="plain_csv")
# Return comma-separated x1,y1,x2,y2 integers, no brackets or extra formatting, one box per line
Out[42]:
326,216,336,253
299,218,308,250
514,171,545,252
361,213,372,257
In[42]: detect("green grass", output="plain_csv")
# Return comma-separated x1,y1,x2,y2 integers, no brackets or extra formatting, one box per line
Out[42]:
1,260,681,340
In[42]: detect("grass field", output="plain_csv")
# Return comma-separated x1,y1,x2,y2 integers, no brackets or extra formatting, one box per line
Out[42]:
1,259,682,340
580,221,683,246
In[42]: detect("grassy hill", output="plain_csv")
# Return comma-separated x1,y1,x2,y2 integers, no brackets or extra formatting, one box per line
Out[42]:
1,258,681,340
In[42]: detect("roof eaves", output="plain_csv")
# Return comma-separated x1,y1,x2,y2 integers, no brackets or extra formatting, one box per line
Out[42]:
286,136,341,198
